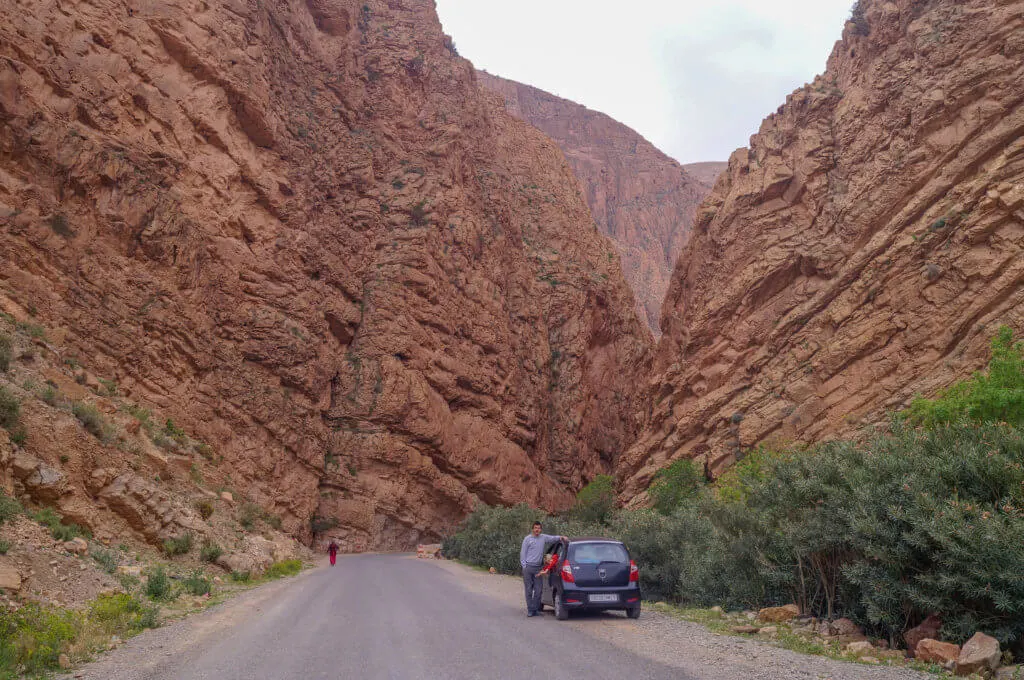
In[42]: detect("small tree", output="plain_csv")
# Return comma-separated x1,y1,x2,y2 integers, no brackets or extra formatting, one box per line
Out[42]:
572,475,616,525
648,458,704,515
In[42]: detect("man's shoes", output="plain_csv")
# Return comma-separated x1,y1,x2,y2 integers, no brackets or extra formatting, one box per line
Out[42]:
527,611,537,617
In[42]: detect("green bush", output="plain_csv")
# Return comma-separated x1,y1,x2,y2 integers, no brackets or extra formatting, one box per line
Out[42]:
571,475,616,524
90,546,118,574
31,507,87,541
264,560,302,579
40,384,60,406
89,593,158,635
0,602,77,676
239,502,260,530
182,570,211,596
0,386,20,430
905,325,1024,427
0,539,9,555
0,334,11,372
145,566,172,600
0,490,21,525
162,532,193,556
441,503,540,574
195,500,214,520
229,570,251,583
648,458,704,515
71,401,115,443
199,541,222,563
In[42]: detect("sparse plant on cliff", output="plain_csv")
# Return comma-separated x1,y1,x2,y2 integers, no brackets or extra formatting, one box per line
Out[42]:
0,386,20,430
310,515,339,534
182,570,211,596
32,507,87,541
47,212,73,238
0,490,21,526
199,540,222,563
162,532,193,557
410,200,429,226
195,499,214,520
71,401,115,444
0,333,11,372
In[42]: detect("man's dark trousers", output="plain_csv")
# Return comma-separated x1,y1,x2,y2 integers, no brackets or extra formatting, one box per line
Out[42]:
523,564,543,614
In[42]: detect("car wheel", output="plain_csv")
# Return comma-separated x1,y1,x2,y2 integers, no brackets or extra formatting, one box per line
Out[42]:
626,605,641,619
554,591,569,620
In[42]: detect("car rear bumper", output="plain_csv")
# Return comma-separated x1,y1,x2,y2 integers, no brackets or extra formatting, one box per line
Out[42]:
561,585,641,610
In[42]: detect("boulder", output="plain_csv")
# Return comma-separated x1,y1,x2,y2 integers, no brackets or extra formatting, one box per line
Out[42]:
906,615,943,657
63,537,88,554
117,565,143,577
732,625,760,634
758,604,800,623
846,641,874,655
220,491,234,503
758,626,778,636
829,618,863,637
0,564,21,591
916,639,960,667
956,632,1001,676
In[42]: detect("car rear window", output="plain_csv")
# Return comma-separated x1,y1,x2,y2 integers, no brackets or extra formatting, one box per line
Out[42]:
569,542,628,564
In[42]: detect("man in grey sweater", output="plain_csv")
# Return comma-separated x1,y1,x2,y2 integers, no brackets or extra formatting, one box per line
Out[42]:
520,521,567,617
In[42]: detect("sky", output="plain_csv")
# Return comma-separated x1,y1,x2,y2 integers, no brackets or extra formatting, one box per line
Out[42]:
434,0,855,164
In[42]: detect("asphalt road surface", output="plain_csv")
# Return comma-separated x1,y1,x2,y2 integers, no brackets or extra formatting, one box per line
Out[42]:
70,554,687,680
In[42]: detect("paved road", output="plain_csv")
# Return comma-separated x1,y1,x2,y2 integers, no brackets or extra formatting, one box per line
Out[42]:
72,554,687,680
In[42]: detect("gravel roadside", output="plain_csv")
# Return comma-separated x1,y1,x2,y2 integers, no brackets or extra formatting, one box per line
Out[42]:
430,559,933,680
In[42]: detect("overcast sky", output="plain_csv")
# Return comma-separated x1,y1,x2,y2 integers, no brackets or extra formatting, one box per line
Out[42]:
434,0,854,164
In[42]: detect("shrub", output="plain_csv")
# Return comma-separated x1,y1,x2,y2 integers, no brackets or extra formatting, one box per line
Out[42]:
850,0,870,35
182,570,211,596
89,593,158,634
145,566,172,600
90,546,118,574
71,401,115,443
239,503,260,530
648,458,704,515
40,384,61,406
0,602,77,676
571,475,616,524
0,490,21,525
199,541,222,563
310,515,338,534
48,212,73,238
905,325,1024,428
0,334,11,372
441,503,540,574
32,507,87,541
162,532,193,556
0,539,9,555
195,499,214,520
264,560,302,579
0,386,20,430
229,570,251,583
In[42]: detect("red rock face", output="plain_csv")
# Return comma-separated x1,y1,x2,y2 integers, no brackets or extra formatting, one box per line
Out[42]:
477,72,717,336
620,0,1024,496
0,0,650,548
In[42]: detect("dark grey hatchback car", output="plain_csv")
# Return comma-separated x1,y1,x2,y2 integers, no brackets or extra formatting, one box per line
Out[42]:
539,537,641,620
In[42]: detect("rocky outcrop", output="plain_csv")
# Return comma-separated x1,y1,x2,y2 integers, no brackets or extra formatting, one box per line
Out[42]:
620,0,1024,494
0,0,650,549
477,71,716,335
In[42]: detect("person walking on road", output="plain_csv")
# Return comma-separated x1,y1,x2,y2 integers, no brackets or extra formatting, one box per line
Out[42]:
328,540,339,566
520,522,566,617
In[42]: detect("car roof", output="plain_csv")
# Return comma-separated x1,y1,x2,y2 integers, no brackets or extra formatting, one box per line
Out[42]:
567,537,624,544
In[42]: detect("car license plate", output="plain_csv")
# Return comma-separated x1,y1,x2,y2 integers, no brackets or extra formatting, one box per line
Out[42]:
589,594,618,603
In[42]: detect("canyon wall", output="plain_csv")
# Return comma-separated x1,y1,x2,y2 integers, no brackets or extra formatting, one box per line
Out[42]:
477,71,716,335
0,0,651,548
621,0,1024,495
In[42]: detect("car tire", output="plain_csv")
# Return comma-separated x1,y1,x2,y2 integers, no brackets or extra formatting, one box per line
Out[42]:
627,605,641,619
554,591,569,620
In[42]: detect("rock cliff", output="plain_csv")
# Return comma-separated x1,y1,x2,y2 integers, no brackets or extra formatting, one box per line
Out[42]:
477,71,716,335
0,0,650,548
621,0,1024,495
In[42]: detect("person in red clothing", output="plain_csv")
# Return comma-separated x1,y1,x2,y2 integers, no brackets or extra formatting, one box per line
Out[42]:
328,540,339,566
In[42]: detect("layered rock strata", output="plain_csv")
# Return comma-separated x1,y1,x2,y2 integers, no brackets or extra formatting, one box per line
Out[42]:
621,0,1024,495
478,71,716,335
0,0,650,548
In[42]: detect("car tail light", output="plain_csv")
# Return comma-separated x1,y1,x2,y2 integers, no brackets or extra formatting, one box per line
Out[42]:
561,559,575,583
629,560,639,582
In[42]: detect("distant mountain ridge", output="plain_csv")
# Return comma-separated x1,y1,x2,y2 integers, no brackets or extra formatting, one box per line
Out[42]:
477,71,722,335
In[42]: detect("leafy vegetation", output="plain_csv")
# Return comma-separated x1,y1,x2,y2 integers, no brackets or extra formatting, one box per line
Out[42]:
71,401,115,443
570,475,615,524
182,570,211,596
89,546,118,574
0,539,9,555
144,566,172,600
162,532,193,557
195,499,214,520
264,560,302,579
0,334,11,372
199,540,222,563
446,328,1024,649
0,387,20,431
0,490,21,526
31,507,87,542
